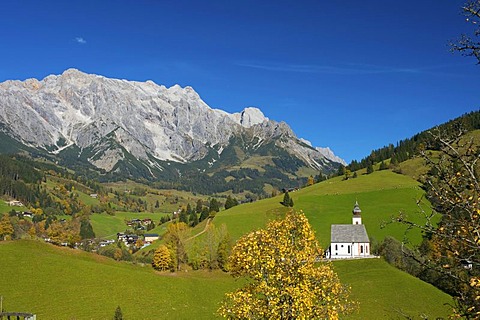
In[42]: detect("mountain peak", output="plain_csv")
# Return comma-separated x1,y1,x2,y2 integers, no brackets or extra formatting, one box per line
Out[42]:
230,107,268,128
0,69,344,183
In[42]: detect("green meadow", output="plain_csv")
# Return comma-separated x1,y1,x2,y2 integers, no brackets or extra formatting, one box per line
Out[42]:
0,240,452,319
0,169,454,319
214,170,430,248
90,211,170,239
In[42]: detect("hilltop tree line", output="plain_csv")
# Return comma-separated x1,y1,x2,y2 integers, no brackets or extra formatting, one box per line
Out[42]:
344,111,480,173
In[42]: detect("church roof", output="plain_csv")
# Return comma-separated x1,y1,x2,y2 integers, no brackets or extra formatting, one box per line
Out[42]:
331,224,369,243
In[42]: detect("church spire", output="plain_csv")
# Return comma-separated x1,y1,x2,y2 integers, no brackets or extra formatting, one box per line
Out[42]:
352,201,362,225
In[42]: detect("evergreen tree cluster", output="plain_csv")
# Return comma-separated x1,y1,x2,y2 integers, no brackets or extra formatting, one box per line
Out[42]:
346,111,480,171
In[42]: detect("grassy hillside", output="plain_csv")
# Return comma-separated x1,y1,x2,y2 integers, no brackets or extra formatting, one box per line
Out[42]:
0,240,452,319
214,170,428,248
0,240,238,319
0,169,454,319
90,211,170,239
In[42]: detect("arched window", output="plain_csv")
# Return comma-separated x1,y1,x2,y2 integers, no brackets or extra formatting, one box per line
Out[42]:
335,244,338,251
360,245,363,254
347,246,350,254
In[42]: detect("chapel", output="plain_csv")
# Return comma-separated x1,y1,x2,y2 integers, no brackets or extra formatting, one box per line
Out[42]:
327,201,370,259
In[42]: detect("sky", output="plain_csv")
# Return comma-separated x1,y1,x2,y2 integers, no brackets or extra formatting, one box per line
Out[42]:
0,0,479,163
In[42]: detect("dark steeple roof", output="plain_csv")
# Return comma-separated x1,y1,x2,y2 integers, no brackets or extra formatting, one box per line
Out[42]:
352,200,362,216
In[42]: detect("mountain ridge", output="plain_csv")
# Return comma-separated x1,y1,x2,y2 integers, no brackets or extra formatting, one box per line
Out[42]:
0,69,344,193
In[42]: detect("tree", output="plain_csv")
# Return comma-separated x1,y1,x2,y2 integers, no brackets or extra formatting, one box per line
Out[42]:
217,225,231,272
186,203,193,214
307,175,315,186
379,160,388,171
209,198,220,213
189,210,199,227
396,131,480,318
218,210,356,319
0,214,14,240
164,222,189,271
224,195,238,210
196,199,203,213
79,219,95,239
366,164,374,174
451,1,480,64
178,209,188,224
199,206,210,222
152,245,172,271
113,306,123,320
282,192,290,207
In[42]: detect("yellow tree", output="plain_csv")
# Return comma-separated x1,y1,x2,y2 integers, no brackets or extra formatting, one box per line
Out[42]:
396,131,480,318
218,210,356,320
0,214,14,240
307,175,315,186
152,245,172,271
164,222,189,271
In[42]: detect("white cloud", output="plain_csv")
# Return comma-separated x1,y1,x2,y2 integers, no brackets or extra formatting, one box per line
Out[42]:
75,37,87,44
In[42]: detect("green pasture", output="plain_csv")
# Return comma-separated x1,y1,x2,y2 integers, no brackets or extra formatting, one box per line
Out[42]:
90,211,169,239
214,170,431,248
0,240,452,319
0,240,237,319
334,258,452,319
76,190,100,206
0,201,23,214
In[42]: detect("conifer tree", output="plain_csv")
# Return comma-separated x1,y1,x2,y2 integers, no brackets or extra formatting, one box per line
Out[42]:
189,210,199,227
199,206,209,222
366,164,374,174
113,306,123,320
224,195,238,210
178,209,188,224
282,192,290,207
379,160,388,171
79,219,95,239
209,198,220,213
196,199,203,213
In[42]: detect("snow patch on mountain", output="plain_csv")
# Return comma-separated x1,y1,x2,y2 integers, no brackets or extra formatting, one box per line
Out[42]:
0,69,345,172
316,147,346,165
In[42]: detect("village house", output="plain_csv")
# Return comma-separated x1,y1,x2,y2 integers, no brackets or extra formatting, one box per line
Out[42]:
327,201,370,259
117,233,139,245
144,233,159,243
6,200,24,207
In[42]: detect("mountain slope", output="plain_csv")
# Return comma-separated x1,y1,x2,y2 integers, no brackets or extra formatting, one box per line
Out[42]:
0,69,343,193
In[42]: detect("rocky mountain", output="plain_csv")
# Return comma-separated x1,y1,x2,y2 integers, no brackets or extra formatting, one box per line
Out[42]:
0,69,344,194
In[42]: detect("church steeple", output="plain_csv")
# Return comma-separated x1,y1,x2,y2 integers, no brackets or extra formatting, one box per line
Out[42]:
352,201,362,225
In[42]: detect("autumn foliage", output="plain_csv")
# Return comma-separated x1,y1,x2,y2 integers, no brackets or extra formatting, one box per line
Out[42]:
152,245,172,271
218,210,356,319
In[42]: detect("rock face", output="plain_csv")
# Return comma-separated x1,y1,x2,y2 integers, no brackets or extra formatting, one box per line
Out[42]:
0,69,344,182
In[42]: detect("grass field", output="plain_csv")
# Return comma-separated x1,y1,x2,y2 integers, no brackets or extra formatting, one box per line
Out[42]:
90,211,170,239
214,170,430,248
0,240,238,319
0,240,452,319
0,169,454,319
335,258,452,319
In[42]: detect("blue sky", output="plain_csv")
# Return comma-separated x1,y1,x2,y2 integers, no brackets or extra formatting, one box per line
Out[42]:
1,0,479,163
